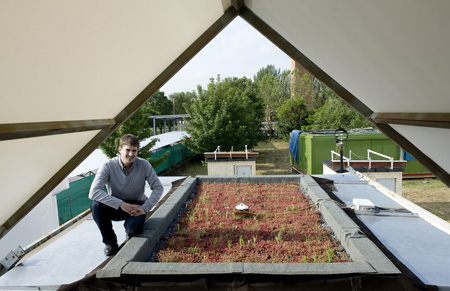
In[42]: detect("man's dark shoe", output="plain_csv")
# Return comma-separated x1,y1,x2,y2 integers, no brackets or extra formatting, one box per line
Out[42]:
104,243,118,256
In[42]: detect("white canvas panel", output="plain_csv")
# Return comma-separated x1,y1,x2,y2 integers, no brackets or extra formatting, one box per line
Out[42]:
391,125,450,175
0,190,59,260
0,0,224,123
247,0,450,113
0,130,100,226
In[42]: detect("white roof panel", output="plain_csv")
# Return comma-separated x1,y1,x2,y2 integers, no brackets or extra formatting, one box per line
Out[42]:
0,131,100,226
247,0,450,113
391,125,450,174
0,0,225,123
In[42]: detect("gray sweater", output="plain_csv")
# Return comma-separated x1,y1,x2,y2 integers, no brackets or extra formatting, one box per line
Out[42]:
89,157,164,213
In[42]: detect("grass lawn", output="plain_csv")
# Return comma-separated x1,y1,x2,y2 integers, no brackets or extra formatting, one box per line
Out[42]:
402,179,450,223
254,139,296,175
165,139,450,222
167,138,295,177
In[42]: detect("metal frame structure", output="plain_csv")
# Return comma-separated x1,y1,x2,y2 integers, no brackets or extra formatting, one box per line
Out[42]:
1,0,450,240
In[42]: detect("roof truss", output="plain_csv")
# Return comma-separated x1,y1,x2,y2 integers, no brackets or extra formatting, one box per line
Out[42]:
1,1,450,239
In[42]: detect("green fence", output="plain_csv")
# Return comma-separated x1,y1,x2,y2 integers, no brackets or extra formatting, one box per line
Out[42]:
152,143,191,174
57,174,95,225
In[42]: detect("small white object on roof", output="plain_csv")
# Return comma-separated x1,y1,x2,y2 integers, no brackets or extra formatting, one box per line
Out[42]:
352,198,375,210
235,203,248,211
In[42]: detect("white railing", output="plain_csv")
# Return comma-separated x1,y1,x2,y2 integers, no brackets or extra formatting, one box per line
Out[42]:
330,149,395,169
331,151,351,167
213,145,249,160
367,149,394,169
214,146,220,160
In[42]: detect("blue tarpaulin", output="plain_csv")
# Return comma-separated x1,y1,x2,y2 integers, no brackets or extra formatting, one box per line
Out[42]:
403,151,415,161
289,130,303,164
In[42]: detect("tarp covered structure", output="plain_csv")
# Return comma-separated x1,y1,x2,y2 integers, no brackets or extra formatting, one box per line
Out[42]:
1,0,450,238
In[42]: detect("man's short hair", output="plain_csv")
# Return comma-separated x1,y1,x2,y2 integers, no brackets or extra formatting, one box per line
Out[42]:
119,134,140,148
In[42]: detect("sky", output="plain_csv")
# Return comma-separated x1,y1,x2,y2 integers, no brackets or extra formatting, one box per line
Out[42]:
160,17,291,96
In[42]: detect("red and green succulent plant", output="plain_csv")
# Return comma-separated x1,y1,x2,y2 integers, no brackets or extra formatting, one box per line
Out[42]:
157,182,350,263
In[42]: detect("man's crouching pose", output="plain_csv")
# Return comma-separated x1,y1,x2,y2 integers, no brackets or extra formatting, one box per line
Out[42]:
89,134,163,256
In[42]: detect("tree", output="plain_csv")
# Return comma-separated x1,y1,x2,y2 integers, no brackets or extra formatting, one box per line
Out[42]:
141,91,173,133
274,70,312,135
184,76,264,153
144,91,172,115
310,79,330,111
253,64,281,83
305,96,371,130
169,91,197,114
277,97,309,135
99,92,170,168
254,66,291,136
290,69,313,101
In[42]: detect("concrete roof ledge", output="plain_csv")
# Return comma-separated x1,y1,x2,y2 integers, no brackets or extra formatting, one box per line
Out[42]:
97,237,154,278
97,175,400,280
197,175,303,184
242,262,376,275
121,261,377,276
122,262,243,275
345,237,401,274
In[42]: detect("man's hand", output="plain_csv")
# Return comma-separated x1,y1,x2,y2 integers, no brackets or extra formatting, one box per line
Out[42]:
120,202,146,216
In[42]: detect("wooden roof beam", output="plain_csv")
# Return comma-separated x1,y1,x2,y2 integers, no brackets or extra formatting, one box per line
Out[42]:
373,112,450,129
0,119,116,141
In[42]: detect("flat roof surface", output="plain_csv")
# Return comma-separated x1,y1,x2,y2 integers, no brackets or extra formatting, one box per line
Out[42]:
0,177,185,289
314,173,450,287
3,174,448,289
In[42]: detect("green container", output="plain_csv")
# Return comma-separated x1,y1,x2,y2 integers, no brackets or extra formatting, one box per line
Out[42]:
290,131,430,175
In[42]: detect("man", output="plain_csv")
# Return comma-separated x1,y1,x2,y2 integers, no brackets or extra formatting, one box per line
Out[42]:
89,134,164,256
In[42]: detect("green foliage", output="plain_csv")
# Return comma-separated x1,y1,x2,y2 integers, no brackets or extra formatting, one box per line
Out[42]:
310,80,331,111
184,76,264,153
253,64,282,83
144,91,172,116
169,91,197,114
277,97,309,135
99,108,153,159
141,91,174,133
305,97,371,130
290,69,313,100
99,91,170,168
275,70,312,135
254,65,291,136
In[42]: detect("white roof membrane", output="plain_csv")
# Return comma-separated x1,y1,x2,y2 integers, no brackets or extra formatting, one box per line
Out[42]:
316,173,450,287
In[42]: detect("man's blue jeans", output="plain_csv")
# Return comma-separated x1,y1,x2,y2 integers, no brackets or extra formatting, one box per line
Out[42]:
90,200,146,246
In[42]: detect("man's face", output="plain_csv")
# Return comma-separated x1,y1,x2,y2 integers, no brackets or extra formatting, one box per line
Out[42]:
118,144,138,167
